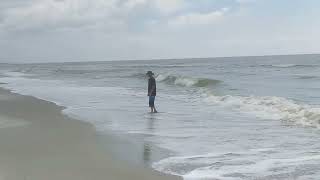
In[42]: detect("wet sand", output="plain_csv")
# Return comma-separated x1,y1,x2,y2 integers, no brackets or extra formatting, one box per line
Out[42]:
0,88,181,180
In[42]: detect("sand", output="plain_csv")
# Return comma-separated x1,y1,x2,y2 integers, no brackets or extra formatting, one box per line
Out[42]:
0,88,181,180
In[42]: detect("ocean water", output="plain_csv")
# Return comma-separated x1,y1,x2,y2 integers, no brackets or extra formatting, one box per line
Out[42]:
1,54,320,179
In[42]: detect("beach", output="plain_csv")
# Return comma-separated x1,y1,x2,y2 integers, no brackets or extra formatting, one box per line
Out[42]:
1,55,320,179
0,88,181,180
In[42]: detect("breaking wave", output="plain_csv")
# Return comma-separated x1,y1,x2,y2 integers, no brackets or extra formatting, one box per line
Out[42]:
156,74,221,88
204,94,320,128
153,151,320,180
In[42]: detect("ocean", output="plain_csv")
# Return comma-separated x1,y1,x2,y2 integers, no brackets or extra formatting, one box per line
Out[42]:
1,54,320,180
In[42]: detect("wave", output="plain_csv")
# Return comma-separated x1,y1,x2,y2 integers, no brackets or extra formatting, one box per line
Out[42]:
125,64,197,68
262,64,318,68
153,151,320,180
272,64,301,68
130,73,148,79
204,94,320,128
156,74,221,88
295,75,319,80
2,71,29,77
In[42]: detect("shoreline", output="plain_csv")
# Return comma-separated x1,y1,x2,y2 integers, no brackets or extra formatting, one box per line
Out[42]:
0,88,181,180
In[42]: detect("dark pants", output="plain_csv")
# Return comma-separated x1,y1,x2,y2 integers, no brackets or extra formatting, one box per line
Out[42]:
149,96,155,107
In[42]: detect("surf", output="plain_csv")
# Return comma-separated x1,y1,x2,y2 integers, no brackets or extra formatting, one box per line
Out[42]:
156,73,221,88
204,93,320,128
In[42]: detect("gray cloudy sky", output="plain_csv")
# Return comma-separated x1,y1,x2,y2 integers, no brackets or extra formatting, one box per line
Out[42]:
0,0,319,63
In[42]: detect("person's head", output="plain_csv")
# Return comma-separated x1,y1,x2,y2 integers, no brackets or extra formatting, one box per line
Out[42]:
146,71,154,78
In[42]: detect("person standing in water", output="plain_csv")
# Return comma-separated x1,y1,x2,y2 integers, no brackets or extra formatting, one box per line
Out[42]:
146,71,157,113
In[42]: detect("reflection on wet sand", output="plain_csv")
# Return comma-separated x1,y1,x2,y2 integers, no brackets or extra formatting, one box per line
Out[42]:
143,114,156,164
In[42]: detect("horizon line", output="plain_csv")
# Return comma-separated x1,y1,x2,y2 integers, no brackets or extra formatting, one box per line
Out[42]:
1,52,320,65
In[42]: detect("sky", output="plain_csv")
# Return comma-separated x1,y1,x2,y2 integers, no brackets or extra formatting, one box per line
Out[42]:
0,0,319,63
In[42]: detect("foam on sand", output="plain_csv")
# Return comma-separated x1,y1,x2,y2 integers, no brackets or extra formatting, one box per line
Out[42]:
0,116,28,129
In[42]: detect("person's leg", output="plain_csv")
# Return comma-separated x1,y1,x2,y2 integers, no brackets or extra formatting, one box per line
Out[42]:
149,96,154,113
149,96,156,113
152,96,157,113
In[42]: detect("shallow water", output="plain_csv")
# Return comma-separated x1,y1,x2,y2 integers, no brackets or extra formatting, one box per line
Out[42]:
1,54,320,179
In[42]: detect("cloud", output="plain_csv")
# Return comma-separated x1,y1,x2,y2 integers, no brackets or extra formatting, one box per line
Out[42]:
1,0,123,31
0,0,188,32
168,8,229,27
236,0,256,3
153,0,184,13
0,0,171,32
123,0,147,9
0,0,319,62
